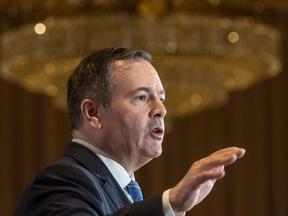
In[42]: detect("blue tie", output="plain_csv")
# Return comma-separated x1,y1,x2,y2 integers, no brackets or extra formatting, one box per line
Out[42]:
126,180,143,202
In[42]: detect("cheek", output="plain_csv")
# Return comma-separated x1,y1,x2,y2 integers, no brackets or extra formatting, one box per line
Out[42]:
127,109,147,123
119,111,142,132
113,106,150,136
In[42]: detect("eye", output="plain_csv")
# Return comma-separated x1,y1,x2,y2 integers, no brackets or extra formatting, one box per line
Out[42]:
159,97,165,103
136,95,147,101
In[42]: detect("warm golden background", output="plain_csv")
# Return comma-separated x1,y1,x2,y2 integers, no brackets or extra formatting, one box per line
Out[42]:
1,1,288,215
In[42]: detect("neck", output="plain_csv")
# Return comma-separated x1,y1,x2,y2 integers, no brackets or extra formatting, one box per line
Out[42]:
72,130,151,177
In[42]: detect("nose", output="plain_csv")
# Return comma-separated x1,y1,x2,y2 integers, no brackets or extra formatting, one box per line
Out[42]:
149,97,167,119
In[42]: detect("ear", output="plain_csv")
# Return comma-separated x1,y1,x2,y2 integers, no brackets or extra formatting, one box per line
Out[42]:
81,99,102,129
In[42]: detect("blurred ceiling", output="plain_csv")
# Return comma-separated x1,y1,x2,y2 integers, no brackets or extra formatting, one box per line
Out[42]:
0,0,288,30
0,0,286,117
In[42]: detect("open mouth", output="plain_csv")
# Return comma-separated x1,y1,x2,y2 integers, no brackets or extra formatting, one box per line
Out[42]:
152,127,163,134
150,126,164,139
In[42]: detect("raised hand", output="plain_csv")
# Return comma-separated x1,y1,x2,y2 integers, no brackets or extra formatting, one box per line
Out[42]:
169,147,246,214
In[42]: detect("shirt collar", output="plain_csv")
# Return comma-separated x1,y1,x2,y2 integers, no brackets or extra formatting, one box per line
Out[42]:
72,138,133,189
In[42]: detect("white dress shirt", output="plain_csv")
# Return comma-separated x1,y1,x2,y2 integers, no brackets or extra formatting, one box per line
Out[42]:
72,138,184,216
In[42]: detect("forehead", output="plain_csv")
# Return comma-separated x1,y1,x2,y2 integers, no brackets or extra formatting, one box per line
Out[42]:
110,59,163,88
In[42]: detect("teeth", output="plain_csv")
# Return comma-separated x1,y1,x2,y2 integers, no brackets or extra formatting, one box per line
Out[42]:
153,129,161,133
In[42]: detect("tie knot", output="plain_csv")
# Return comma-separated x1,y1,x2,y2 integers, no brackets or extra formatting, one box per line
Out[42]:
126,180,143,202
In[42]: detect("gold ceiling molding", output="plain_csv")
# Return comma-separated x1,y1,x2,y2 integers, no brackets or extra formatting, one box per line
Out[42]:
0,13,282,117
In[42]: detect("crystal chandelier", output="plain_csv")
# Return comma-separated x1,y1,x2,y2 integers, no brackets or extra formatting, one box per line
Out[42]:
0,13,282,117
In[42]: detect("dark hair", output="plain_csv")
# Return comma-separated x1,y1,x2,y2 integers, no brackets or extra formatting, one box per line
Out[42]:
67,47,152,130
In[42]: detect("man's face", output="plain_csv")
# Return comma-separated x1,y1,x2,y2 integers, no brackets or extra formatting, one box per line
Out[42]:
101,59,166,171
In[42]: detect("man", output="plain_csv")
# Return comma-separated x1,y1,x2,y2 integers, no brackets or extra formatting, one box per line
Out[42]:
14,47,245,216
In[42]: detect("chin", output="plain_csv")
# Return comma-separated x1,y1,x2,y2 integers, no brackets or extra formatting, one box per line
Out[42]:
140,141,163,159
146,148,162,159
155,148,163,157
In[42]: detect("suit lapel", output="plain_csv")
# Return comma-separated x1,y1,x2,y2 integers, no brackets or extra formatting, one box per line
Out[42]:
62,142,132,209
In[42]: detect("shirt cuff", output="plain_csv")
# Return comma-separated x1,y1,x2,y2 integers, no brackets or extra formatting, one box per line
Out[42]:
162,189,186,216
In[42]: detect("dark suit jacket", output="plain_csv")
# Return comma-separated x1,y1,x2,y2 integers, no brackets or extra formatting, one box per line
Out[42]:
14,142,164,216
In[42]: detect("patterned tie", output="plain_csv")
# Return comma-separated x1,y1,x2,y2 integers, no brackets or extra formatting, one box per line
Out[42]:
126,180,143,202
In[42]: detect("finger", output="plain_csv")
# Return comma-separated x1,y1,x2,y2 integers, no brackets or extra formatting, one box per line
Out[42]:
210,147,245,163
236,148,246,159
212,165,224,172
193,170,225,188
210,147,244,156
214,147,246,158
201,153,237,171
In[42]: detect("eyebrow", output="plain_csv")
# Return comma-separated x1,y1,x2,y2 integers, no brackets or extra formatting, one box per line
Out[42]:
131,87,166,96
